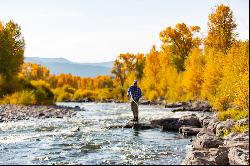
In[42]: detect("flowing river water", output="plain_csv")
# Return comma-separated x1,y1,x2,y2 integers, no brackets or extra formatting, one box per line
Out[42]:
0,102,211,165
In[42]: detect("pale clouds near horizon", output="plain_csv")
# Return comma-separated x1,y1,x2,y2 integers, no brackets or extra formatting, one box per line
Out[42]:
0,0,249,63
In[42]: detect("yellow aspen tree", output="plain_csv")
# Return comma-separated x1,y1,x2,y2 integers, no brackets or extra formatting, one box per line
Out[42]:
201,48,224,101
183,48,205,99
213,41,249,112
205,4,237,54
158,51,170,98
142,45,161,100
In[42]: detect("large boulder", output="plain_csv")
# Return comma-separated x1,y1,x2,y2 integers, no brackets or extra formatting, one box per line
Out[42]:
236,118,249,126
169,100,211,112
228,147,249,165
150,114,201,131
206,118,220,134
193,129,223,149
182,146,229,165
165,101,191,108
179,126,203,136
224,131,249,150
182,149,216,165
198,116,212,128
212,146,230,165
190,100,211,112
215,119,236,136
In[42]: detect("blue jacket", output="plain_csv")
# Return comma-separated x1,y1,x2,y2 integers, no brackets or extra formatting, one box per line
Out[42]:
127,85,142,100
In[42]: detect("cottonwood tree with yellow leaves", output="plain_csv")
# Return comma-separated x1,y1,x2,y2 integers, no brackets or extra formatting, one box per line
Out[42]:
0,4,248,122
159,23,201,72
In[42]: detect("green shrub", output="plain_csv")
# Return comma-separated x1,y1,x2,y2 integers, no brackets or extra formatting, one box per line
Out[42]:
31,80,54,105
34,88,53,105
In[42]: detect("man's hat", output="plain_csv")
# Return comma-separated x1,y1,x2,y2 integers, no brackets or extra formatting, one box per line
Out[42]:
133,80,137,84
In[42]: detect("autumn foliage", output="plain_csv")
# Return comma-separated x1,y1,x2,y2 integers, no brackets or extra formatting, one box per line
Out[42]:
0,5,249,120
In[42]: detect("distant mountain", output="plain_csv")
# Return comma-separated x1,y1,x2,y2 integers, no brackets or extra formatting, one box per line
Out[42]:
25,57,114,77
26,57,72,63
80,61,114,68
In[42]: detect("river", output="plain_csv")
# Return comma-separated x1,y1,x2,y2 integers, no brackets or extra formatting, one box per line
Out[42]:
0,102,210,165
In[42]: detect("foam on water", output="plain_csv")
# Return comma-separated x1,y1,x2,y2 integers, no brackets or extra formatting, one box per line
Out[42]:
0,102,210,165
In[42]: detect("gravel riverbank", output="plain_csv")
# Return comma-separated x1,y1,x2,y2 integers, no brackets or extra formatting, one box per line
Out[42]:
0,104,76,122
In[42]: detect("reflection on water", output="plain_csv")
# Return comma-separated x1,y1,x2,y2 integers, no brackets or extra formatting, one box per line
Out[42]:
133,130,140,137
0,102,209,165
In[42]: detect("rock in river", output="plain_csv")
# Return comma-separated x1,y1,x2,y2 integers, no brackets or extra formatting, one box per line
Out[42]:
150,114,201,131
106,122,155,130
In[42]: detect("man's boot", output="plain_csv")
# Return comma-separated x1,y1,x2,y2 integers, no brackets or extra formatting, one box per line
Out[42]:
134,117,138,122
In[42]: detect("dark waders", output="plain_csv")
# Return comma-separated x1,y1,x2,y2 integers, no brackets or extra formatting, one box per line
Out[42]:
131,97,139,122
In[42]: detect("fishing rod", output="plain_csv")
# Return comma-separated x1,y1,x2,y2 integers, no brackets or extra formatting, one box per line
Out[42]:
129,91,139,107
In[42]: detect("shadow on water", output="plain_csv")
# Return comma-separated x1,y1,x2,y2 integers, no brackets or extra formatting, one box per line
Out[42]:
133,129,140,137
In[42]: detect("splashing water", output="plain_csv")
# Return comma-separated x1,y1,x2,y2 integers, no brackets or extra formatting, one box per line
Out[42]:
0,102,210,165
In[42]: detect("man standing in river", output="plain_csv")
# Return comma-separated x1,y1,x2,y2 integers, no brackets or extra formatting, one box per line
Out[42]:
127,80,142,122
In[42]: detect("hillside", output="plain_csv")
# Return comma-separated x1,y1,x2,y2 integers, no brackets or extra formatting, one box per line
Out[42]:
25,57,113,77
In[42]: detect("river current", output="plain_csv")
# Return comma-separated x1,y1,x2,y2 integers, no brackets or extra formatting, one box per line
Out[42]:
0,102,210,165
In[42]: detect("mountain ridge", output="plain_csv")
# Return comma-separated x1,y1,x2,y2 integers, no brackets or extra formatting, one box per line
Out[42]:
25,57,114,77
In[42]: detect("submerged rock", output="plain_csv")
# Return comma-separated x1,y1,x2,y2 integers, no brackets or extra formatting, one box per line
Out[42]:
106,122,155,130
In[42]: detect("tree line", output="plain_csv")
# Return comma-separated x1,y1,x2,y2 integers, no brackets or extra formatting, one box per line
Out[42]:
0,5,248,120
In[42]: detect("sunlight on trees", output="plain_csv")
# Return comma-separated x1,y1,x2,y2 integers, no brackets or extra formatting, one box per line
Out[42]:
0,4,249,121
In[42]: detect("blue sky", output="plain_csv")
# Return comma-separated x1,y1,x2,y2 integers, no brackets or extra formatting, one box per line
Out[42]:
0,0,249,63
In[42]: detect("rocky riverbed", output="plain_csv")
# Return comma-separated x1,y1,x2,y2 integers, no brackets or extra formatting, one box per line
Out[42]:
0,103,248,165
182,117,249,165
107,113,249,165
0,104,77,122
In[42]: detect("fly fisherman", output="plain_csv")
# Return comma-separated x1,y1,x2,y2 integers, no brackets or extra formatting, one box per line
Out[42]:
127,80,142,122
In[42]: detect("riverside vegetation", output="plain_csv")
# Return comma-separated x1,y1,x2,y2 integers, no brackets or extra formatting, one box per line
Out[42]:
0,4,249,142
0,4,249,165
